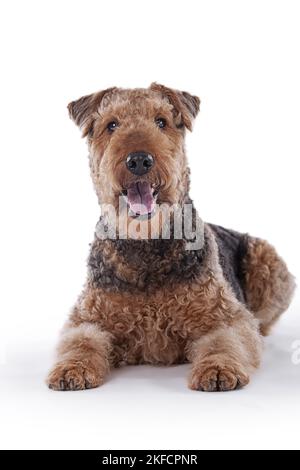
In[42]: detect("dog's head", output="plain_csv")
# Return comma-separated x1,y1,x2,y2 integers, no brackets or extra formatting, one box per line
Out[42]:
68,83,200,217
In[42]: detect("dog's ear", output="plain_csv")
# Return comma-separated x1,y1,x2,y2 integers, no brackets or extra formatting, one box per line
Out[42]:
150,83,200,131
68,87,116,137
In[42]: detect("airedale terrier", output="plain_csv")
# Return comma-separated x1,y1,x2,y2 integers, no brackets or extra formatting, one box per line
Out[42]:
47,83,295,392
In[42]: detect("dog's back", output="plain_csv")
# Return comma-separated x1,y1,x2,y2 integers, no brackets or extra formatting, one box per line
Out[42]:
210,223,295,335
209,224,248,304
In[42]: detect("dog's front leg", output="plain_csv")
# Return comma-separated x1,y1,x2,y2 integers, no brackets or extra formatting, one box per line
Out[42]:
186,316,263,392
47,322,112,391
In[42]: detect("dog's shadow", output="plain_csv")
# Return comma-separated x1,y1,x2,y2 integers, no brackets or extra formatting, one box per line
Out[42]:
256,333,300,391
109,363,190,393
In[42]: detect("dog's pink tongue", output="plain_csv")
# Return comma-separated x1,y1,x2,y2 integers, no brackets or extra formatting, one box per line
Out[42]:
127,181,155,215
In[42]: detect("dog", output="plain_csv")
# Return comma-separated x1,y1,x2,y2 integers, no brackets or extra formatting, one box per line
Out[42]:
47,83,295,392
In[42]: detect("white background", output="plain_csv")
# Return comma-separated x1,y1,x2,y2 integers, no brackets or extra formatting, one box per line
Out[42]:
0,0,299,450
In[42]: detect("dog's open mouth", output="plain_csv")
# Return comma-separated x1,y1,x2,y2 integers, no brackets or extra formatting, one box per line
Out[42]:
122,181,158,218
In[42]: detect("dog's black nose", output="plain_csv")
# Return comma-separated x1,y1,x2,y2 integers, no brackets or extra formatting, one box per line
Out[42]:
126,151,154,176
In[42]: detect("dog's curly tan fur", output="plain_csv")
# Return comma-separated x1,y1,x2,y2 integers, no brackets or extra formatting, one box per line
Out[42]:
242,238,295,336
47,84,295,392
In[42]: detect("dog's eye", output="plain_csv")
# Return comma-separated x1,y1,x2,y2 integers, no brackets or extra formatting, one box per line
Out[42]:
155,117,167,129
107,121,118,132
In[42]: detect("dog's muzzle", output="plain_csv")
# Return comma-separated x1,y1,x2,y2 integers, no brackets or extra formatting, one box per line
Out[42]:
126,151,154,176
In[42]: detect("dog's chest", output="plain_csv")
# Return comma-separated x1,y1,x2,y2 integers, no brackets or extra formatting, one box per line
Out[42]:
80,234,220,365
111,301,188,365
83,283,216,366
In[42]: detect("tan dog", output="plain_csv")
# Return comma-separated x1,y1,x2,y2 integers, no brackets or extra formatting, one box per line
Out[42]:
47,84,295,392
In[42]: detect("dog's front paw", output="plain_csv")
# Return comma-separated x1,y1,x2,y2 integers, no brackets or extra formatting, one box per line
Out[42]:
47,360,104,391
188,362,249,392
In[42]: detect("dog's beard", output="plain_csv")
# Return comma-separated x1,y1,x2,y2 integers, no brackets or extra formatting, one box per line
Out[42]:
122,181,157,217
